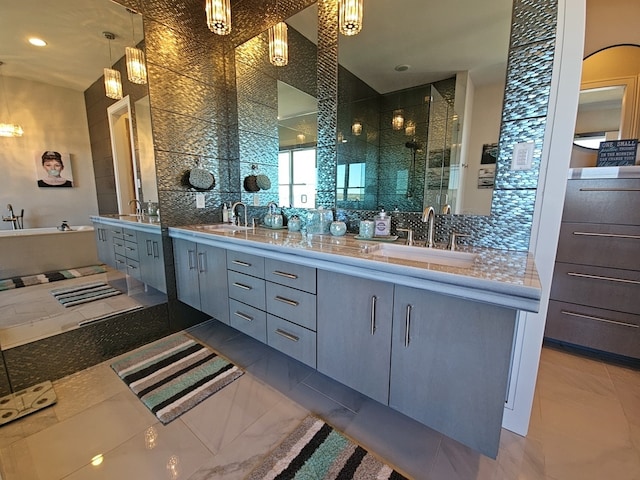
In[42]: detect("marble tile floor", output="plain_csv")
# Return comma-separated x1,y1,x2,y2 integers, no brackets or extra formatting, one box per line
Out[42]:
0,267,167,350
0,319,638,480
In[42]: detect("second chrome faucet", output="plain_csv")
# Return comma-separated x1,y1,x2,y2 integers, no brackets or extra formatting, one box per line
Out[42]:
421,206,435,248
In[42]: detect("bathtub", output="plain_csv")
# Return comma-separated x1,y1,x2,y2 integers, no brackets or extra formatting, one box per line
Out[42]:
0,226,100,279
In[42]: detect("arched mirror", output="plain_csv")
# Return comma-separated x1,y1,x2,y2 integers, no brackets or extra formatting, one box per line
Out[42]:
572,44,640,165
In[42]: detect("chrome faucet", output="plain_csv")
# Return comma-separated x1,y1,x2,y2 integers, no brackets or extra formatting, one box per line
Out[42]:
266,201,278,214
441,204,451,215
128,199,143,216
421,206,435,248
230,201,248,227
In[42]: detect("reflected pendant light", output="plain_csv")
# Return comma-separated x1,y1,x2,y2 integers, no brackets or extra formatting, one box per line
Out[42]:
405,120,416,136
352,121,362,136
206,0,231,35
0,62,24,137
269,22,288,67
103,32,123,100
339,0,363,36
125,10,147,84
392,109,404,130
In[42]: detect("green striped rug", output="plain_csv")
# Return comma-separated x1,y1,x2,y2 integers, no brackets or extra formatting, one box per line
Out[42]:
247,416,409,480
111,334,244,424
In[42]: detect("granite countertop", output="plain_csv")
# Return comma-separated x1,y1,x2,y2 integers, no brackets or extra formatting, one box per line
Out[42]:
90,214,162,233
169,224,542,313
568,165,640,179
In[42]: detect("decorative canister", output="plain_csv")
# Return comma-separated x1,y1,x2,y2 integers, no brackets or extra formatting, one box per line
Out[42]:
288,215,301,232
263,212,273,227
271,214,283,228
359,220,375,239
307,207,333,234
330,221,347,236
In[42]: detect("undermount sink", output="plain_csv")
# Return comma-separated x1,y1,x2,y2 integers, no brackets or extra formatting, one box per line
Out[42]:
195,224,252,231
370,243,477,268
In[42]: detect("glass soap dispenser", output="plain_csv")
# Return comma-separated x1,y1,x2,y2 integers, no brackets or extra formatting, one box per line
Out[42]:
374,207,391,237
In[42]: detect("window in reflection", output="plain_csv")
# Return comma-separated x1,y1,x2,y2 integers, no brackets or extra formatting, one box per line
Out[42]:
337,162,366,202
278,148,317,207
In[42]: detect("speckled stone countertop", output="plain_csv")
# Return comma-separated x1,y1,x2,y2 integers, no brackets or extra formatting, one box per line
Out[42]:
169,224,541,313
90,214,161,233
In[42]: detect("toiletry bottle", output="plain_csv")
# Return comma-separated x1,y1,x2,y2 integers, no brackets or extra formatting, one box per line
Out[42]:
222,203,229,223
374,208,391,236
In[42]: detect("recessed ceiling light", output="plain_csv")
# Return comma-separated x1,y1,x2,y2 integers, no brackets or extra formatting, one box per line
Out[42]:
394,64,410,72
28,38,47,47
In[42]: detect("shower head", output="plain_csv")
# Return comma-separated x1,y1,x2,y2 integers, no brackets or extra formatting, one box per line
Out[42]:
405,141,420,151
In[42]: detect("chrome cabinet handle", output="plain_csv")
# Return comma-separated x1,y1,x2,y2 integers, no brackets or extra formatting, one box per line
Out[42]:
187,249,196,270
127,263,137,269
152,241,159,258
567,272,640,285
234,311,254,322
197,252,206,273
273,270,298,279
232,260,251,267
561,310,638,329
404,305,412,347
146,239,153,256
233,282,252,290
275,296,299,306
370,295,377,335
275,329,299,342
573,231,640,240
126,246,135,251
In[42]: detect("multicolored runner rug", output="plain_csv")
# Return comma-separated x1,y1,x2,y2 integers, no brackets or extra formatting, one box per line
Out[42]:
0,264,108,291
111,334,244,424
51,281,122,307
247,416,409,480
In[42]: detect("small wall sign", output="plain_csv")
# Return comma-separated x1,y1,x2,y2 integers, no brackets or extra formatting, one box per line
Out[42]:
596,139,638,167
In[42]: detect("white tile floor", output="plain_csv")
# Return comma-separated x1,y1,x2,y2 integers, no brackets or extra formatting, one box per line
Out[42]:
0,320,638,480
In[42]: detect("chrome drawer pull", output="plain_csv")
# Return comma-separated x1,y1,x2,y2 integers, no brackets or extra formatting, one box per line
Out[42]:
275,295,299,306
273,270,298,279
116,259,125,265
233,282,252,290
125,233,135,237
197,252,206,273
232,260,251,267
126,246,135,251
579,188,640,192
404,305,412,347
567,272,640,285
128,264,137,269
188,249,196,270
234,311,254,322
573,231,640,240
275,328,299,342
561,310,639,329
370,295,377,335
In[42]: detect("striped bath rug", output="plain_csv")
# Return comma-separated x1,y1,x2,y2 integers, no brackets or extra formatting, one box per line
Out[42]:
0,264,108,291
51,281,122,307
247,416,409,480
111,334,244,424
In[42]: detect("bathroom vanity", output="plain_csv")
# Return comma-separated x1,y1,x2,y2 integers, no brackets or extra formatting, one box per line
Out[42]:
169,225,540,458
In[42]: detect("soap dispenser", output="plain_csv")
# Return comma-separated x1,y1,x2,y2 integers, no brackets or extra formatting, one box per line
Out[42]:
374,207,391,237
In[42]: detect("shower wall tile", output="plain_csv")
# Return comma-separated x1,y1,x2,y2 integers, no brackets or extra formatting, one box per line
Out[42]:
511,0,558,48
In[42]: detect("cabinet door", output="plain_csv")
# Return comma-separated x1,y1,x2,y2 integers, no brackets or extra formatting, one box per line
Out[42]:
390,286,516,458
317,270,394,404
138,231,166,293
173,238,201,310
93,223,111,266
197,243,230,324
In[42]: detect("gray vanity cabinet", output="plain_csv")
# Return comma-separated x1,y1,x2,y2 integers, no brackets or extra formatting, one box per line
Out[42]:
92,220,120,268
389,286,517,458
173,238,229,323
137,230,166,293
316,270,394,404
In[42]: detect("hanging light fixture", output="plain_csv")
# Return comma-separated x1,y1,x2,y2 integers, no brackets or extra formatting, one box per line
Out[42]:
405,120,416,136
297,133,306,144
352,121,362,136
392,109,404,130
269,22,288,67
0,62,24,137
339,0,363,36
103,32,123,100
125,10,147,84
206,0,231,35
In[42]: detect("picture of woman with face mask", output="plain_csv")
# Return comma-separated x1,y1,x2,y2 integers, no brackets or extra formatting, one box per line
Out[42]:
37,151,73,187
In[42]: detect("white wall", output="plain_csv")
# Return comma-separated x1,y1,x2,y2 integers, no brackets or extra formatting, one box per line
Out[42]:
0,77,98,229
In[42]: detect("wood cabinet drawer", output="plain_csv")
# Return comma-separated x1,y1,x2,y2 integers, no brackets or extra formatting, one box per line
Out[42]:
227,250,265,278
556,223,640,270
550,262,640,315
266,282,316,330
227,270,266,310
267,314,316,368
124,240,140,261
229,299,267,343
264,258,316,293
563,179,640,225
546,300,640,359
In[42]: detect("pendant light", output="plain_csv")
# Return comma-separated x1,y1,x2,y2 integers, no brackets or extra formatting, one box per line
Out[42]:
206,0,231,35
351,121,363,136
125,10,147,85
339,0,363,36
392,109,404,130
103,32,123,100
0,62,24,137
269,22,288,67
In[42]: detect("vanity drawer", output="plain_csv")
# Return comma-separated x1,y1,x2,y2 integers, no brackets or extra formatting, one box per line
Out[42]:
265,259,316,293
227,270,266,310
122,228,138,242
125,258,141,280
124,240,140,261
550,262,640,315
109,226,124,239
563,179,640,225
267,314,316,368
113,240,126,257
546,300,640,359
227,250,265,278
114,253,127,272
556,223,640,270
266,282,316,330
229,299,267,343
